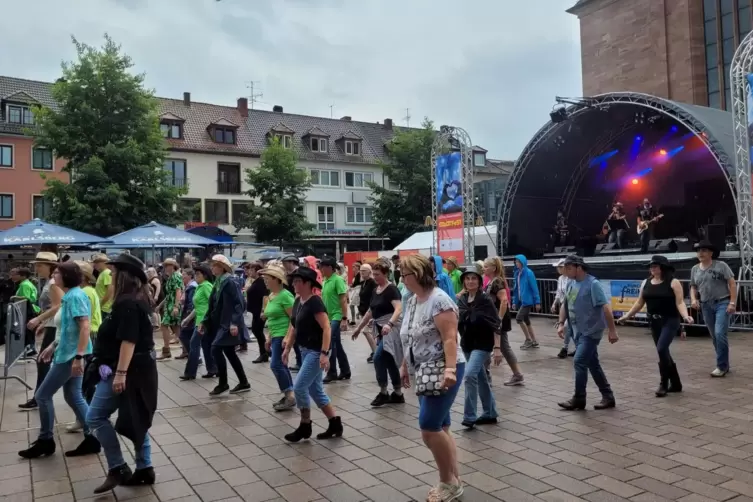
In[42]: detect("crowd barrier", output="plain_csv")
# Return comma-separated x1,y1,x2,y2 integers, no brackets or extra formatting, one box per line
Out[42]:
1,299,32,389
526,278,753,331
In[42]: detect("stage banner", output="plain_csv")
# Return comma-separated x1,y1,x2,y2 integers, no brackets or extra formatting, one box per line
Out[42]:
398,249,420,257
435,152,463,216
342,252,361,283
360,251,379,264
437,213,464,262
608,279,646,318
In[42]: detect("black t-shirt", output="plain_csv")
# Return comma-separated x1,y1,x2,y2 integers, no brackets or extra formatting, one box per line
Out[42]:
358,278,376,316
284,269,297,296
94,295,155,365
639,206,657,222
292,295,327,351
370,284,401,321
246,277,268,315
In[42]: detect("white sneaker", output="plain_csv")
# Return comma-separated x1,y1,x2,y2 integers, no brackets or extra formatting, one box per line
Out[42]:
66,421,83,433
711,368,727,377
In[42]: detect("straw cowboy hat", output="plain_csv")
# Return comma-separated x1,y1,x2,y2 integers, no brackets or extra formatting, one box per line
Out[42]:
260,265,288,285
210,254,234,274
30,251,58,265
162,258,179,269
92,253,109,264
74,260,96,284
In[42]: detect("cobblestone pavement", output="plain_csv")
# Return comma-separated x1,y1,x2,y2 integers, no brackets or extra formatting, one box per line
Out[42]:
2,319,753,501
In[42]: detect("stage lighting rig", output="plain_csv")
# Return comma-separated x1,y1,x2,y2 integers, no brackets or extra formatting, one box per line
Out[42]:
549,96,603,124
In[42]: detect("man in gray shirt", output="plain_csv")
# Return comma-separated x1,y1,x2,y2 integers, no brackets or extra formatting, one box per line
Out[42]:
689,240,736,377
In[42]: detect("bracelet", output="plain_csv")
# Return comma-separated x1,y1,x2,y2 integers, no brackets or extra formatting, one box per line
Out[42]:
115,370,127,375
444,368,456,373
493,347,501,350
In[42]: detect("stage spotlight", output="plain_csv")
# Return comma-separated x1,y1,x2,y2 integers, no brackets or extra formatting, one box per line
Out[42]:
550,107,568,123
670,125,678,132
631,178,639,185
659,149,667,156
635,136,642,141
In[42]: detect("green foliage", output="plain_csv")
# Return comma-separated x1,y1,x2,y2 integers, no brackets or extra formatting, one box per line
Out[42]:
234,137,313,246
369,118,435,242
36,34,185,236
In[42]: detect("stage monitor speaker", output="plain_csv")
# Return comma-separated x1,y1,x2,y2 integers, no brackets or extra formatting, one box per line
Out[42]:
595,243,615,253
554,246,576,254
474,245,488,261
704,224,725,252
649,239,678,253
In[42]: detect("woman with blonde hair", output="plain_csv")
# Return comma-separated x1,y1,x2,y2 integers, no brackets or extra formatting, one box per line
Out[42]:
483,256,524,386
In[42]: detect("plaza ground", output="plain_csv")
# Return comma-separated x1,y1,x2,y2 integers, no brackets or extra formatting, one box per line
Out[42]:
1,319,753,502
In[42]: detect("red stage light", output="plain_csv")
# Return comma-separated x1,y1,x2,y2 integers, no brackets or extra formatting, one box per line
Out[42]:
659,149,667,156
631,178,639,185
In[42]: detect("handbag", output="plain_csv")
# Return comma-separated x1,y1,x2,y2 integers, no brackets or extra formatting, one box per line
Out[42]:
406,297,447,396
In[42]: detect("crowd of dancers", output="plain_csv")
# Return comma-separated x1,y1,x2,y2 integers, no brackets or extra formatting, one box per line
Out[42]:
4,238,737,502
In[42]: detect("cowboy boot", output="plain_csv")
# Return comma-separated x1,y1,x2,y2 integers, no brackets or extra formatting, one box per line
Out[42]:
656,362,669,397
668,361,682,393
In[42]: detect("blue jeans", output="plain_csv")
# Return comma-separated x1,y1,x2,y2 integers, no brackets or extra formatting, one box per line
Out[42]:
326,320,350,377
183,328,206,378
373,337,400,389
463,351,498,423
701,300,731,372
573,333,613,401
293,341,302,367
270,337,293,392
563,321,573,350
36,360,90,439
87,378,151,471
418,362,466,432
294,348,331,409
651,316,680,368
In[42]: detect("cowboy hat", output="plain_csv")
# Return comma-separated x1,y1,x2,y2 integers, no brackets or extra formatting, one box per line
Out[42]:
107,253,147,283
162,258,179,269
260,265,288,285
648,255,674,270
91,253,109,263
563,254,589,270
694,240,720,259
30,251,58,265
459,269,483,283
289,266,322,290
446,256,460,268
210,254,234,274
553,258,566,267
73,260,96,284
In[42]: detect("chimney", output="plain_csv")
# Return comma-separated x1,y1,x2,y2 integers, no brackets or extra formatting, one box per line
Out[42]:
383,118,393,130
273,105,283,113
340,116,352,121
237,97,248,118
183,92,191,106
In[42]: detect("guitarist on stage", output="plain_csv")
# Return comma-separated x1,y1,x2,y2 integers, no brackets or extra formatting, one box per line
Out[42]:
637,198,663,253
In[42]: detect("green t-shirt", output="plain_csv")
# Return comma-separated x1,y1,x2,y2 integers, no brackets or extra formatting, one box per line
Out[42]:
321,274,348,321
83,286,102,333
193,281,213,325
16,279,40,313
95,268,113,313
264,289,295,338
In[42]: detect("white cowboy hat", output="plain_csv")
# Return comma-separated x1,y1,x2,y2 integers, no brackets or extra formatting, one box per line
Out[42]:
260,265,288,285
210,254,234,273
30,251,58,265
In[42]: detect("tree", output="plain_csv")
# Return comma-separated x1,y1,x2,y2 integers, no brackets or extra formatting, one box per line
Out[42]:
35,35,185,235
234,137,313,246
369,118,435,242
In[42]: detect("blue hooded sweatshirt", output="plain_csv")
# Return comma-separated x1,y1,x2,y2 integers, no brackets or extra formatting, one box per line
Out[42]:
431,255,455,298
512,254,540,307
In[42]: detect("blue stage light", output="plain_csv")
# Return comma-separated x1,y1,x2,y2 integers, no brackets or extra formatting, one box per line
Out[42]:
635,136,642,141
670,125,678,132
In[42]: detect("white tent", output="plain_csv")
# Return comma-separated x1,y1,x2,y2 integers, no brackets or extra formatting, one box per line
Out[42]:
394,225,498,257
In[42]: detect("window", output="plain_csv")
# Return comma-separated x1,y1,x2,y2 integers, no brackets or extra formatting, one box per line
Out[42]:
345,171,374,188
709,90,722,108
722,36,735,64
231,201,251,224
706,43,719,70
310,137,327,153
274,134,292,149
164,159,187,187
346,206,373,224
0,194,13,219
31,148,53,171
7,105,33,125
217,163,241,194
345,140,360,155
160,122,182,139
473,152,486,167
32,195,52,220
205,200,229,224
721,0,734,15
317,206,335,230
178,198,202,222
704,0,717,20
741,5,752,37
310,169,339,187
213,127,236,144
0,145,13,167
708,67,720,93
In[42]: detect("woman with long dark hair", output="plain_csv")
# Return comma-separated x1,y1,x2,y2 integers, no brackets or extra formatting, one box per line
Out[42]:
619,255,692,397
86,254,158,494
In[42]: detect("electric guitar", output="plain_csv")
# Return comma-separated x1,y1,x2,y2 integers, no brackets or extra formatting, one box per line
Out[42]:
637,214,664,235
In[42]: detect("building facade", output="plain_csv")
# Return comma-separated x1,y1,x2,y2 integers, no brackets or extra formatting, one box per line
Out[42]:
568,0,752,111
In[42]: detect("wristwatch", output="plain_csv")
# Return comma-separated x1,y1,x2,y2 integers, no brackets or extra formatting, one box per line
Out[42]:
320,349,331,356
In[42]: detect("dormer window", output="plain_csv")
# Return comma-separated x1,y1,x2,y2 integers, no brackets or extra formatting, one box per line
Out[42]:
473,152,486,167
207,118,239,145
160,122,182,139
7,104,33,125
274,134,292,149
345,140,360,156
338,130,363,156
269,123,295,149
311,137,327,153
303,127,330,154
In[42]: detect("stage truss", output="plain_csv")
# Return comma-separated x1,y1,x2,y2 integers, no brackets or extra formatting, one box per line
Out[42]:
731,32,753,281
430,126,475,263
498,92,736,257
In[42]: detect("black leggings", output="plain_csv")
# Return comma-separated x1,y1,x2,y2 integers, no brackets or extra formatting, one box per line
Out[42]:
251,316,267,356
35,327,57,391
212,345,249,387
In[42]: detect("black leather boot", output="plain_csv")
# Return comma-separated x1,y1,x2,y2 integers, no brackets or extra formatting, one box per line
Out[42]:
557,398,586,411
284,421,312,443
656,362,669,397
316,416,344,440
122,467,155,486
93,464,133,494
18,438,56,459
668,361,682,393
65,434,101,457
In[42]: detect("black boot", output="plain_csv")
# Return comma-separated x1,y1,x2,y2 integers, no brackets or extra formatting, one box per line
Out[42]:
316,416,343,440
122,467,155,486
94,464,133,494
284,421,313,443
557,398,586,411
65,434,101,457
656,362,669,398
668,362,682,393
18,438,56,459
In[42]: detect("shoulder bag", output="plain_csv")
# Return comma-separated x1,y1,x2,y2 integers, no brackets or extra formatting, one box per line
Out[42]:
406,296,447,397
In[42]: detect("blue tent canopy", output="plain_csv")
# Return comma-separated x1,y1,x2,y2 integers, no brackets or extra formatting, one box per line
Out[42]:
185,225,234,243
0,219,111,246
107,221,218,248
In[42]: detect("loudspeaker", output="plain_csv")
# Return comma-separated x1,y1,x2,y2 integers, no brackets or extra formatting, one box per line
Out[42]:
649,239,678,253
595,243,615,253
555,246,576,254
704,224,726,251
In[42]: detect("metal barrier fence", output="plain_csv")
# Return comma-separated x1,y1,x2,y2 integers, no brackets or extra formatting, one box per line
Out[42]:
524,278,753,332
1,299,32,389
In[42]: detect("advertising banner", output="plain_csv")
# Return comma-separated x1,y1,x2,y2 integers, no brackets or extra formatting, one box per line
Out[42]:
608,279,646,318
435,152,463,216
437,213,464,263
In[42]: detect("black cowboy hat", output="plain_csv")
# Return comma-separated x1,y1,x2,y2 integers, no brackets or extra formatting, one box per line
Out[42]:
107,253,147,283
648,255,675,272
459,269,483,283
563,254,589,270
319,256,338,268
694,240,720,259
289,266,322,290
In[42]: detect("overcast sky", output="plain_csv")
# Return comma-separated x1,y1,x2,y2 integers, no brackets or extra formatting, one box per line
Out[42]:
2,0,582,160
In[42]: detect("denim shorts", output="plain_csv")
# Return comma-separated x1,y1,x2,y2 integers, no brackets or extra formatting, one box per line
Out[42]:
417,362,465,432
516,306,532,325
